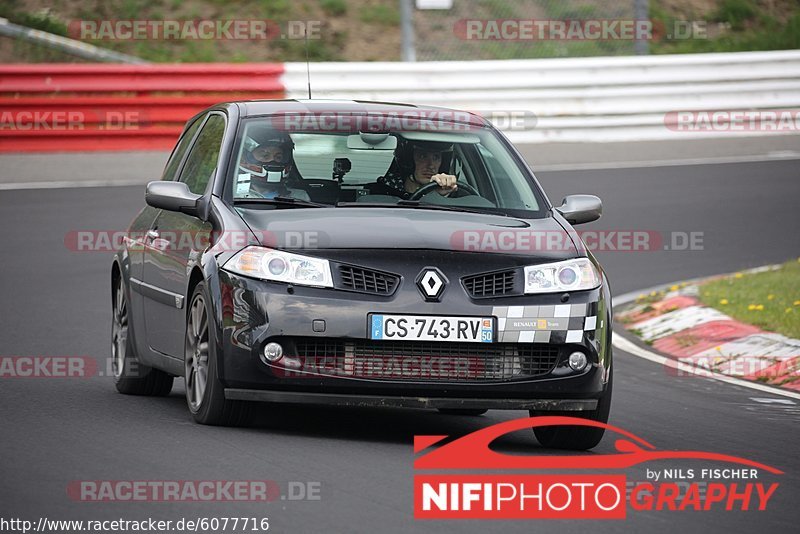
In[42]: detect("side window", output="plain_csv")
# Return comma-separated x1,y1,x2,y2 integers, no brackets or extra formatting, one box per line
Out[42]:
178,114,226,195
161,116,204,181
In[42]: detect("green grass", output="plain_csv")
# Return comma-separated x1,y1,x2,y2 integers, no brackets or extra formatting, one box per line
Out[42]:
698,259,800,339
359,4,400,25
2,0,799,63
0,4,69,36
320,0,347,17
651,1,800,55
479,0,518,19
714,0,758,31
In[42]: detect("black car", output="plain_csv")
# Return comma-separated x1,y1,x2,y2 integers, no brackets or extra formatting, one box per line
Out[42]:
111,100,612,449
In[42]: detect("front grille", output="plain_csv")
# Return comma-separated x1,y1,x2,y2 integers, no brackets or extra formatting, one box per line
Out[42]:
463,270,516,298
293,339,559,381
337,265,400,295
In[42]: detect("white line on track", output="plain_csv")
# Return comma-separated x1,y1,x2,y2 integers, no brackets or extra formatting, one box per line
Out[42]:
1,152,799,190
0,178,149,191
612,333,800,400
534,152,800,172
750,397,796,405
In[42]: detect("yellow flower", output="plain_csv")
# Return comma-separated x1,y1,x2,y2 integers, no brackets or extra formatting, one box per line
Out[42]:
734,273,743,279
650,291,657,297
786,308,793,313
747,304,756,310
767,294,775,300
756,304,764,310
719,299,729,305
794,300,800,306
670,285,679,291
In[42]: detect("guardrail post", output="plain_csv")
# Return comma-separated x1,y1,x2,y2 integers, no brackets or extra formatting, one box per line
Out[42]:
634,0,650,55
400,0,417,62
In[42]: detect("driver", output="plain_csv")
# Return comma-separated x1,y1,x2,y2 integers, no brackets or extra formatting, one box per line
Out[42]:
237,135,310,200
373,139,458,199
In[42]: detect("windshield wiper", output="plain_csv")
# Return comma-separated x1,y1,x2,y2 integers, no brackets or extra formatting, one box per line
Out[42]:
234,196,329,208
336,201,505,216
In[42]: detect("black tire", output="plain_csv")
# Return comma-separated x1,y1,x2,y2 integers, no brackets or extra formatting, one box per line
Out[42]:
185,282,252,426
112,274,173,396
529,364,613,450
438,408,488,416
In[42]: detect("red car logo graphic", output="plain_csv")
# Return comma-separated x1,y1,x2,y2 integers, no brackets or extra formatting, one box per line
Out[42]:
414,416,783,473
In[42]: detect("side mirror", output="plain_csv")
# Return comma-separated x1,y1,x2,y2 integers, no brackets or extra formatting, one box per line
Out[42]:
145,181,202,217
556,194,602,225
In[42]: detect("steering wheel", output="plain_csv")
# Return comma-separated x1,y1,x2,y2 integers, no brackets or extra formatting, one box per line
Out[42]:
408,181,481,201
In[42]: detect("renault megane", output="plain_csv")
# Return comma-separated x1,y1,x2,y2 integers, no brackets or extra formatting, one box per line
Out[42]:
111,100,612,449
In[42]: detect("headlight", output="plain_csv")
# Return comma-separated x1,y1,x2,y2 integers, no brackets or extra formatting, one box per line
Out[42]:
223,246,333,288
524,258,600,294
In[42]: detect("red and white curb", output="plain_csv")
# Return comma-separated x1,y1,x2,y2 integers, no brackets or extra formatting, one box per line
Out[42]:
613,266,800,400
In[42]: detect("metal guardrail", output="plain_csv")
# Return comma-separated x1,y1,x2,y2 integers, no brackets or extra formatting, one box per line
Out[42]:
0,64,285,152
2,51,798,152
0,17,148,64
283,50,800,142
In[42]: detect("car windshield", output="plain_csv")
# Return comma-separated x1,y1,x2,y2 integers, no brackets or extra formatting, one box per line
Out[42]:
228,114,546,217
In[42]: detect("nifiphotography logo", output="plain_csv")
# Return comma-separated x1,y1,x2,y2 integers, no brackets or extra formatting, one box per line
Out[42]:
413,416,782,519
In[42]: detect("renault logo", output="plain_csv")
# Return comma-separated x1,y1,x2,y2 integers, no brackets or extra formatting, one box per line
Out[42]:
416,267,448,301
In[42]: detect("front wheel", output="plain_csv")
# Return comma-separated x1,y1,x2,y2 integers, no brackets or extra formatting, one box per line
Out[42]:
529,364,613,450
184,282,252,426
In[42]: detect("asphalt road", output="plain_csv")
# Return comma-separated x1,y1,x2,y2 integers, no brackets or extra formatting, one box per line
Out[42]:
0,159,798,533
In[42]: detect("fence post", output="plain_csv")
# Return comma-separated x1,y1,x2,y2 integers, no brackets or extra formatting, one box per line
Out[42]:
400,0,417,62
634,0,650,56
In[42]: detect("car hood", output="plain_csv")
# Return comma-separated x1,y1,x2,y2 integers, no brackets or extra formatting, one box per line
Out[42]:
237,207,579,260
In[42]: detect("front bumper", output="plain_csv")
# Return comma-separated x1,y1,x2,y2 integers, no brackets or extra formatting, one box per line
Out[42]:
215,256,611,407
224,389,598,411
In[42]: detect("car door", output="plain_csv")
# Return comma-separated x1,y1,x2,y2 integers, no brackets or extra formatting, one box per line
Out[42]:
142,112,226,358
128,115,204,362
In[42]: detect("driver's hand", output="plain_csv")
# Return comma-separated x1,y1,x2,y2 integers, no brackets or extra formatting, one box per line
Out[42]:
430,173,458,196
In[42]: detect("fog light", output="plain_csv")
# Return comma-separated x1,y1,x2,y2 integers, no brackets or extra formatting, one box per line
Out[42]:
568,351,588,371
261,342,284,364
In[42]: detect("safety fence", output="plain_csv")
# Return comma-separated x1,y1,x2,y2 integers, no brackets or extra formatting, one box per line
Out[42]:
284,50,800,143
0,63,284,152
2,50,799,152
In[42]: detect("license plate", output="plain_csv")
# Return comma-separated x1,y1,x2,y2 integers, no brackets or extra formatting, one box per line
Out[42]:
369,314,494,343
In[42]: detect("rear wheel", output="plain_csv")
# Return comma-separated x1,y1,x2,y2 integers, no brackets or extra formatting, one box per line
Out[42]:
438,409,488,416
529,364,613,450
185,282,252,426
112,274,173,396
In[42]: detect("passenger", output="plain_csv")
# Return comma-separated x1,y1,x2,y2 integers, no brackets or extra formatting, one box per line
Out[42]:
237,135,309,200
